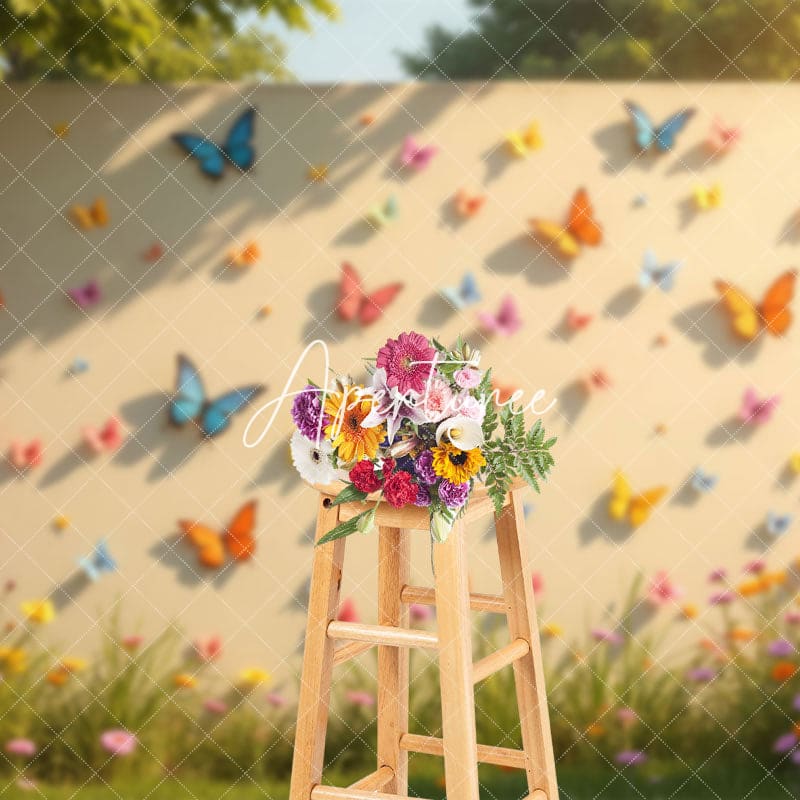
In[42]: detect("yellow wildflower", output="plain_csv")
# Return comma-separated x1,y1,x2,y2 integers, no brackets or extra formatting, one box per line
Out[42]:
20,599,55,624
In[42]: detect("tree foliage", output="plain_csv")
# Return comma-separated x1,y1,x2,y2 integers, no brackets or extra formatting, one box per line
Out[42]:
0,0,338,82
403,0,800,81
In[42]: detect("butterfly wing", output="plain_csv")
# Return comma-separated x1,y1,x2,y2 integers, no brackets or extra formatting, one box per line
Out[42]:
359,282,404,326
337,262,366,322
531,219,580,259
201,385,265,438
608,471,632,521
70,205,93,230
628,487,668,527
225,500,257,562
178,520,226,569
170,355,206,427
222,107,256,171
399,136,418,168
656,261,684,293
566,188,602,246
738,386,760,422
714,281,760,340
172,133,227,179
759,270,796,336
522,122,542,151
654,108,696,151
624,101,656,150
411,145,437,170
495,294,523,336
505,131,527,158
91,198,109,227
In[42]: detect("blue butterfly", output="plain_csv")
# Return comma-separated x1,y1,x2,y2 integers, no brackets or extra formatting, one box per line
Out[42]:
624,101,695,152
766,511,793,538
169,355,264,438
172,108,256,179
440,272,481,310
691,467,719,493
78,540,117,582
639,249,684,292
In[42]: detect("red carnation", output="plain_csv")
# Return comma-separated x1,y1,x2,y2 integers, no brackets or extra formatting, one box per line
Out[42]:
381,458,396,476
349,460,382,493
383,470,418,509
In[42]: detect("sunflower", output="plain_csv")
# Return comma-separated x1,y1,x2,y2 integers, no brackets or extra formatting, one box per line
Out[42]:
324,386,384,463
431,442,486,484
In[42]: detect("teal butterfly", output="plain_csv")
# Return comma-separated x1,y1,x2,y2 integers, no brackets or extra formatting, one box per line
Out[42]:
624,101,695,152
169,355,265,438
78,540,117,582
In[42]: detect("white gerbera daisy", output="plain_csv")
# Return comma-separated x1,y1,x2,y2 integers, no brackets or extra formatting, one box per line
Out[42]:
290,430,338,484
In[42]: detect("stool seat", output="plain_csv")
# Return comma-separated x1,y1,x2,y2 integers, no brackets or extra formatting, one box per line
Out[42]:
289,483,559,800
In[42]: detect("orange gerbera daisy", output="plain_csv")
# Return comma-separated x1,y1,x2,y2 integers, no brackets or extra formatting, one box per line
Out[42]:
324,386,384,463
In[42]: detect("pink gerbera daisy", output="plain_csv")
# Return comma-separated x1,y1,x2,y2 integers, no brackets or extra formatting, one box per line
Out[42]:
376,332,436,395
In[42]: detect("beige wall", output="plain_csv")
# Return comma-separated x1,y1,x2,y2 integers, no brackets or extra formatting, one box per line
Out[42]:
1,81,799,682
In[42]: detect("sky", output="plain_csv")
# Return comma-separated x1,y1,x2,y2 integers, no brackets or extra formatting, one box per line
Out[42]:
249,0,477,83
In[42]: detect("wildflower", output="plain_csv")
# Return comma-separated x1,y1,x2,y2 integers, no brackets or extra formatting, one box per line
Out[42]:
290,430,339,484
615,750,647,767
681,603,699,620
349,460,383,493
409,603,433,622
100,729,138,756
324,388,384,462
266,691,287,708
346,690,375,707
431,443,485,484
15,777,37,792
5,739,36,758
174,673,197,689
376,332,436,395
648,571,684,607
239,667,271,688
46,659,85,686
591,628,623,645
773,732,798,753
20,599,54,624
786,610,800,625
383,471,418,509
542,623,563,638
768,639,795,658
531,572,544,596
772,661,797,681
585,722,605,738
193,635,223,663
437,479,470,509
203,699,228,715
728,627,757,643
687,667,716,683
738,578,767,597
743,559,766,575
121,635,144,651
0,647,27,673
337,598,359,623
709,590,735,605
793,694,800,713
454,367,482,389
708,568,727,583
291,385,329,441
617,707,638,727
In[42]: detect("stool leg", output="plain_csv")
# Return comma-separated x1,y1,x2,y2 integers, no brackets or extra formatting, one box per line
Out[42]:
433,520,480,800
495,490,559,800
289,495,346,800
377,527,410,794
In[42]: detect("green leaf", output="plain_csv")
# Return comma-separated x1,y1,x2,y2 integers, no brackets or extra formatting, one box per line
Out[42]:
316,508,373,546
328,484,369,506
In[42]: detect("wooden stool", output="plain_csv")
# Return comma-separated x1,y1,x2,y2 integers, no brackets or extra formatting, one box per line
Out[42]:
289,481,558,800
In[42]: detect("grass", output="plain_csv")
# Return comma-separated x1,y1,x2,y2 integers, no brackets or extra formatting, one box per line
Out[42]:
3,766,799,800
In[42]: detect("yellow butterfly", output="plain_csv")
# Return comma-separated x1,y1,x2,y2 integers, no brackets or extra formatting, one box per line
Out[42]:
70,198,109,230
308,164,329,181
505,122,543,157
608,471,667,528
692,183,723,211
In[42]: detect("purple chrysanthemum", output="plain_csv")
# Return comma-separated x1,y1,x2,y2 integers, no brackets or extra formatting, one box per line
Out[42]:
615,750,647,767
291,385,328,441
686,667,716,683
414,485,432,507
768,639,795,658
773,733,798,754
438,479,469,508
376,332,436,395
414,450,437,485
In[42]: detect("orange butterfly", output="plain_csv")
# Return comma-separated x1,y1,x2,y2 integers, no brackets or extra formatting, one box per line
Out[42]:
70,198,109,230
228,241,261,268
714,270,796,341
530,188,602,259
336,262,403,326
179,501,257,569
565,307,593,331
453,189,486,218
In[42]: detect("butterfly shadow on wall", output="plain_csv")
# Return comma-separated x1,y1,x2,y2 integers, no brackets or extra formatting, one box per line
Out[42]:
776,212,800,246
480,142,515,184
251,441,301,496
743,521,778,554
665,142,717,177
704,415,760,448
603,285,642,320
148,534,237,589
576,491,635,545
671,300,764,368
592,121,661,175
485,235,569,287
553,379,591,429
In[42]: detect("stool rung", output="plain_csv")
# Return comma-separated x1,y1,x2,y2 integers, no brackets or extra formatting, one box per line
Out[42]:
327,621,439,649
472,637,530,684
332,640,374,667
399,733,527,769
400,585,508,614
311,787,427,800
348,765,394,791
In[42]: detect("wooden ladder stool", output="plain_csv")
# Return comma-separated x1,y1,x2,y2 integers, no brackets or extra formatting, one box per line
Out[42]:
289,480,558,800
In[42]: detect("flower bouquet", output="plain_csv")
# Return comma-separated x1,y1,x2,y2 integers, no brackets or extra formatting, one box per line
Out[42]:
289,332,556,544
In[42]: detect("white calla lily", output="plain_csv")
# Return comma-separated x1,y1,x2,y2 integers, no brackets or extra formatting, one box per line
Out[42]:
435,416,484,450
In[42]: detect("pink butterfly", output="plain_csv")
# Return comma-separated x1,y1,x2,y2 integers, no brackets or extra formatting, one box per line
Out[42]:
67,280,101,309
81,417,124,454
566,307,593,331
706,117,741,155
398,135,438,171
581,369,612,394
8,439,43,470
478,295,523,337
738,387,779,425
